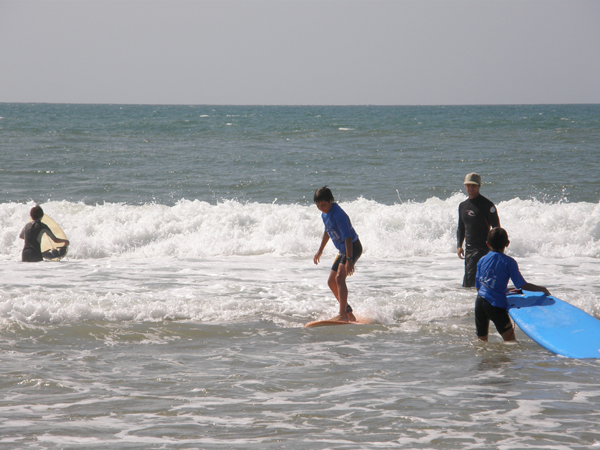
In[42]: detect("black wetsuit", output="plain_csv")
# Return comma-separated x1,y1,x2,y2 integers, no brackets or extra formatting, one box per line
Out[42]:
20,221,53,262
457,194,500,287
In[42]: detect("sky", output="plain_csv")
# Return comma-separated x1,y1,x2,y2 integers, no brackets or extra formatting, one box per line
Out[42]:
1,0,599,105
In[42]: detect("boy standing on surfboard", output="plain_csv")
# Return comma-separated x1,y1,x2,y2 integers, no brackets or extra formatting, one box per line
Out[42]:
475,227,550,342
19,206,69,262
313,186,363,322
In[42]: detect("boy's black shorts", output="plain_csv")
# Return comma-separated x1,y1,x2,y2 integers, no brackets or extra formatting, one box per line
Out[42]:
475,295,513,337
331,239,363,272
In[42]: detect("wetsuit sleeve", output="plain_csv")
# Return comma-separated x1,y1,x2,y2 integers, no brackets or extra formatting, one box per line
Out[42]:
38,224,58,243
457,205,465,248
335,210,354,241
508,258,526,289
486,202,500,229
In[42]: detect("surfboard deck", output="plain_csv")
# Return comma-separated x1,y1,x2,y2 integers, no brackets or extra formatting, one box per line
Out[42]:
39,214,68,261
305,317,370,328
507,290,600,359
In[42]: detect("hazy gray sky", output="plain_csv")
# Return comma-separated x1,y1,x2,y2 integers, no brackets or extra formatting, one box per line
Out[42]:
1,0,599,105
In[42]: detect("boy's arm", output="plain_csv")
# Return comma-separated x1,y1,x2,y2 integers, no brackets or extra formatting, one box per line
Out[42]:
520,282,551,297
509,260,549,296
344,236,356,276
51,237,70,246
41,229,70,246
313,232,329,265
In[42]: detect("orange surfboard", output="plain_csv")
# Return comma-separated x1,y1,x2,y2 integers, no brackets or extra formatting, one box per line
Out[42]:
304,317,371,328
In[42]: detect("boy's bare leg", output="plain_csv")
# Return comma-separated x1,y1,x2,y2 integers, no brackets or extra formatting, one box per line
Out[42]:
327,269,356,322
477,328,515,342
501,326,516,341
336,265,349,320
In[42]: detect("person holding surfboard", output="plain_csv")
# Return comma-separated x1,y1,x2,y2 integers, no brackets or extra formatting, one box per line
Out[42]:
475,227,550,342
457,173,500,287
313,186,363,323
19,206,69,262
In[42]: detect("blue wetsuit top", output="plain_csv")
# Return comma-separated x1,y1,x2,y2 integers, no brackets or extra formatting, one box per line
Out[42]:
475,251,526,309
321,203,358,254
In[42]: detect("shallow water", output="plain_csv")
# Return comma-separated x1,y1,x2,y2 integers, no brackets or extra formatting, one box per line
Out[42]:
3,317,600,449
2,253,600,448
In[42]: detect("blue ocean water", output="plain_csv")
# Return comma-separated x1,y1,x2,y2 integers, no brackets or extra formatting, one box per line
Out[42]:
1,103,600,449
2,103,599,205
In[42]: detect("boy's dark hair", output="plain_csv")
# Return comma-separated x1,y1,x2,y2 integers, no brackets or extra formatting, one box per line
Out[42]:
30,205,44,221
314,186,334,203
487,227,509,251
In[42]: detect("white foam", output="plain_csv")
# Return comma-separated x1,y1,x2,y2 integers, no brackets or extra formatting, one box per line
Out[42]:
2,198,599,326
3,196,598,261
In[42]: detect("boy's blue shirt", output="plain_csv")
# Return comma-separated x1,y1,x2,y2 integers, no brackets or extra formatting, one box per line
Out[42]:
476,251,526,309
321,203,358,254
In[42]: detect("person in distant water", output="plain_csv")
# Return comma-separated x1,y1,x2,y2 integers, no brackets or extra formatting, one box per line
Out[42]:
457,173,500,287
475,227,550,341
313,186,363,322
19,205,69,262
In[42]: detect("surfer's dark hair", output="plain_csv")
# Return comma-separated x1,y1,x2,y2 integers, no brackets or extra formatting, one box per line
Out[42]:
487,227,509,251
30,205,44,221
314,186,334,203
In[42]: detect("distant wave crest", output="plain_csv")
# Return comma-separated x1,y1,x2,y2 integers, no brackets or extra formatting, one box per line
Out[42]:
2,196,599,261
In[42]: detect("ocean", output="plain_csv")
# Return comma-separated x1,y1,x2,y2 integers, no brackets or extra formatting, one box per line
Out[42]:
1,103,600,449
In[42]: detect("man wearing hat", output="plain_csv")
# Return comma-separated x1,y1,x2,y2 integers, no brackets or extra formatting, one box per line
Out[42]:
457,173,500,287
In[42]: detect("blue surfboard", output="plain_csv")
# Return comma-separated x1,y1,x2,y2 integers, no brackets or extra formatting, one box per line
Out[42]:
507,290,600,359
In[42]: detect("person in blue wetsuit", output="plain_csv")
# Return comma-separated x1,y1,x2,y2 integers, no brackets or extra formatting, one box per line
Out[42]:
475,227,550,342
313,186,363,322
19,205,69,262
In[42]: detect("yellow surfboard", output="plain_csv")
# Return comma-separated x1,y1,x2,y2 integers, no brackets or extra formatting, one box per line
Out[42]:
39,214,69,261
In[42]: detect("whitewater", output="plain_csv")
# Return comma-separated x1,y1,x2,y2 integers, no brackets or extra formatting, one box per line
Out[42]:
2,196,599,325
